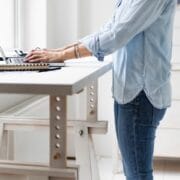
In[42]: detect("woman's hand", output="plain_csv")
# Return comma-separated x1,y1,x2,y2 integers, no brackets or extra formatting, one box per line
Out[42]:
25,49,64,63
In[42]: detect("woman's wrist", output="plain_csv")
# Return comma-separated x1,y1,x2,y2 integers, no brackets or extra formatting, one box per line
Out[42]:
47,51,64,63
60,45,78,60
51,42,92,62
57,51,65,62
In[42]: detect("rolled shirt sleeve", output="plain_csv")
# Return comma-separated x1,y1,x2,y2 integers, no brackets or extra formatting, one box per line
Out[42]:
79,0,167,61
79,13,116,61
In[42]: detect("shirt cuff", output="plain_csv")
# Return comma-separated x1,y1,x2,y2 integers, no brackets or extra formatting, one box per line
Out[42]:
79,33,105,61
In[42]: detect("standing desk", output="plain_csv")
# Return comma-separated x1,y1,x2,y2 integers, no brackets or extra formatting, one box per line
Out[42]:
0,57,112,180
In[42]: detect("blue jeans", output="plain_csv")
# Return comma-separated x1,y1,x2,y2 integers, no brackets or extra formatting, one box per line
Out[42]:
114,91,166,180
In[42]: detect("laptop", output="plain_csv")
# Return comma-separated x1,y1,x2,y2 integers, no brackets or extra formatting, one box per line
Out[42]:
0,47,65,71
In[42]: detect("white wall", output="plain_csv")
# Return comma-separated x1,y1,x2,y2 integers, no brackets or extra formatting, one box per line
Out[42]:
0,0,14,48
47,0,78,47
18,0,47,50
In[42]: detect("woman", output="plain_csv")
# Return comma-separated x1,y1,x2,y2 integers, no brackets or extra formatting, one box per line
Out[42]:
26,0,176,179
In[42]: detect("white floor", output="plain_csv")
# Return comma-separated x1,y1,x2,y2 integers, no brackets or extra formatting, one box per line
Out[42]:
99,157,180,180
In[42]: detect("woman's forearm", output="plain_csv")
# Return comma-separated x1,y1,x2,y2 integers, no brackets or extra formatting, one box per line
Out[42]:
58,43,92,61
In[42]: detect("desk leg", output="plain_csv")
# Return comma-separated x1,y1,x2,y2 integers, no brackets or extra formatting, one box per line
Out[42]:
74,81,100,180
49,95,68,180
87,81,100,179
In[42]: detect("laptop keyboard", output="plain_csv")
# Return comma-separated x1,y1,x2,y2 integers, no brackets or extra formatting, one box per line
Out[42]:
7,57,25,64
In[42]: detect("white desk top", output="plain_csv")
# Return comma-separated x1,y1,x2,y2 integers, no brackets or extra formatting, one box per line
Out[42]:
0,57,112,95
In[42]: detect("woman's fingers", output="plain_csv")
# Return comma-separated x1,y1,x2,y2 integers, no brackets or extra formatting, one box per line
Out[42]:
25,49,62,63
27,58,46,63
25,50,49,62
26,49,39,58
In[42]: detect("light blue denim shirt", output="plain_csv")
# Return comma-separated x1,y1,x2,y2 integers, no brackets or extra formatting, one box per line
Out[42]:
80,0,176,109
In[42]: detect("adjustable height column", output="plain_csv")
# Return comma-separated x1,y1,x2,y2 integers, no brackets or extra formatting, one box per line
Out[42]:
75,80,100,180
49,95,70,180
87,81,98,122
86,81,100,180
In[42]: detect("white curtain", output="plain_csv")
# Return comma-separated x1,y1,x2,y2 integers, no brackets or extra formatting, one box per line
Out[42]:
16,0,47,51
0,0,15,48
0,0,33,112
